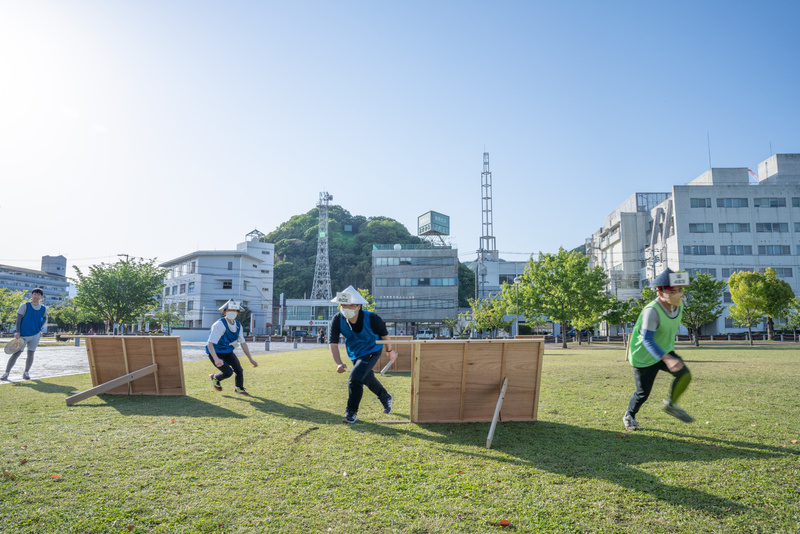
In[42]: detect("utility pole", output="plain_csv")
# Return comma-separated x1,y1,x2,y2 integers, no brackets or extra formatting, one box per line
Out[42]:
477,152,498,300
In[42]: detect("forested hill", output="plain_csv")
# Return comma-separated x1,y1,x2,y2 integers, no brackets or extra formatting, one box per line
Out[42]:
263,205,422,299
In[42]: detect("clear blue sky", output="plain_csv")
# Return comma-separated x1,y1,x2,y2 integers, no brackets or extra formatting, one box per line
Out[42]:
2,0,799,275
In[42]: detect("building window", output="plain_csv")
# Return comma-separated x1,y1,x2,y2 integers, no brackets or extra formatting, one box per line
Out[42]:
758,245,791,255
227,261,233,270
188,282,195,293
774,268,793,278
261,269,270,274
262,250,270,255
686,268,717,278
793,198,800,207
690,198,711,208
719,223,750,233
172,286,178,295
190,261,196,274
795,223,800,232
720,245,752,256
689,223,713,233
756,222,789,233
723,292,732,303
754,197,786,207
717,198,749,208
683,245,714,255
222,280,233,290
187,300,194,311
164,288,170,297
179,284,186,294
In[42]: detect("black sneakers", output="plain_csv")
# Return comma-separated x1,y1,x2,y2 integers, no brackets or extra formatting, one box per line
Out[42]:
343,411,357,424
382,394,393,415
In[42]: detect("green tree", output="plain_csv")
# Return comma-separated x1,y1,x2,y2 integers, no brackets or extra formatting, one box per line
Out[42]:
630,286,658,320
468,297,512,338
507,248,607,348
728,271,767,346
153,303,185,334
761,268,796,340
74,258,167,331
603,296,637,342
457,262,475,307
682,273,726,346
357,288,376,312
785,298,800,342
0,288,26,332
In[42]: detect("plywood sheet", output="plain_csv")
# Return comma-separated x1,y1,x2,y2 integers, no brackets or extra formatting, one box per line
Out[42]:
84,336,185,397
410,339,543,423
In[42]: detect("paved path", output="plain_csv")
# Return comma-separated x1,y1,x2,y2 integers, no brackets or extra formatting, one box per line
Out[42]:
0,338,324,383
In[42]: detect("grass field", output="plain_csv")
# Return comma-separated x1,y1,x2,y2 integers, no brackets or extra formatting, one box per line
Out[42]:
1,344,798,533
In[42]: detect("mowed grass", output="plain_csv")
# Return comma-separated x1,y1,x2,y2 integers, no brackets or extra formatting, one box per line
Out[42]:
1,344,798,533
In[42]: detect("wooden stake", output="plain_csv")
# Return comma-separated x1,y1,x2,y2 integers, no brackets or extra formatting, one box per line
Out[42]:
66,364,158,406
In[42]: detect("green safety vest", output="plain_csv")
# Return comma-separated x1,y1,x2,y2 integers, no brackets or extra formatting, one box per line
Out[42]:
628,299,683,368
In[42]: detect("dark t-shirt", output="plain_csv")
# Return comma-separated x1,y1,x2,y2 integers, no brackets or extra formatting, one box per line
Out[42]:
329,310,389,342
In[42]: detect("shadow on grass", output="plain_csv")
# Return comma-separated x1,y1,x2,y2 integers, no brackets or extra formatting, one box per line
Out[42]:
13,380,78,395
421,420,796,517
74,394,247,419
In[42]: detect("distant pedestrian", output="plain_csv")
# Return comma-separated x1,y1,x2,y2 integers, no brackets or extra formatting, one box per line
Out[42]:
328,286,395,423
207,300,258,395
2,288,47,381
623,268,694,431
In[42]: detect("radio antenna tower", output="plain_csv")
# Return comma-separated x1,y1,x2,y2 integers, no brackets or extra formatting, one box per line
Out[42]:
311,191,333,299
477,152,498,300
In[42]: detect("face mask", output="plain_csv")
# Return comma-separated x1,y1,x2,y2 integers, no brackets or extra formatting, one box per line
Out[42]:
341,308,358,320
226,311,238,320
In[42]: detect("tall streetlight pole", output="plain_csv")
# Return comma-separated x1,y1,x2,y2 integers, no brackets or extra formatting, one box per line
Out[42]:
513,277,521,337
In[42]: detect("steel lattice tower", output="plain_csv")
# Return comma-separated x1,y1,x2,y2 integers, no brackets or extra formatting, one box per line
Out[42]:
311,191,333,300
477,152,498,299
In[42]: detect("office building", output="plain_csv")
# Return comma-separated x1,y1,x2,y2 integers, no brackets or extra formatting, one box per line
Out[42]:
0,255,69,305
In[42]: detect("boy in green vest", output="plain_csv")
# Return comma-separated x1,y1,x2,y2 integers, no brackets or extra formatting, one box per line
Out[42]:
624,268,694,431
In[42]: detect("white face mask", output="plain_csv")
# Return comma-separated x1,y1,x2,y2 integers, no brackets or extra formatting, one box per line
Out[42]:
226,311,238,320
341,307,358,320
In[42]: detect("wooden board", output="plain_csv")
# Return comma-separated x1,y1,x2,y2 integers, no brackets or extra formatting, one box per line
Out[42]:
376,335,413,373
84,336,185,397
408,339,543,423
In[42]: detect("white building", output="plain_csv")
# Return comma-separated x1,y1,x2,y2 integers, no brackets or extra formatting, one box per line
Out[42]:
589,153,800,335
159,230,274,334
0,255,70,306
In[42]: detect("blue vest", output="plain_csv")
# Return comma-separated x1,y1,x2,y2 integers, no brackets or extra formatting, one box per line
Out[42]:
340,310,380,361
206,318,241,355
20,302,46,337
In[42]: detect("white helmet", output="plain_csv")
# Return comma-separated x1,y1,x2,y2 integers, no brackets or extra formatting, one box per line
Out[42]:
331,285,368,305
218,299,243,311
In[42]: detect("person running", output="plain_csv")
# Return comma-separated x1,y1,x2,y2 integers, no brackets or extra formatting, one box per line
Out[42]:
328,286,396,424
623,268,694,431
2,288,47,381
207,300,257,395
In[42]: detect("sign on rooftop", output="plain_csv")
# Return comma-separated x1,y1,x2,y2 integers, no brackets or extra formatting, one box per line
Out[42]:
418,211,450,236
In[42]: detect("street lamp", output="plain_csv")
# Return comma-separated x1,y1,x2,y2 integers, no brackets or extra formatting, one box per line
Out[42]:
513,276,521,337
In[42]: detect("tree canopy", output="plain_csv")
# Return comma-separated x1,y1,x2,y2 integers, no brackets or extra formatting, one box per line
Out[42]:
74,258,167,330
727,271,768,345
504,247,607,348
682,273,726,346
0,288,27,331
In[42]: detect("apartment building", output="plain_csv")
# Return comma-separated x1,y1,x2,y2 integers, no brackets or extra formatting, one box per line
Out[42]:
0,255,70,305
589,153,800,334
159,231,274,334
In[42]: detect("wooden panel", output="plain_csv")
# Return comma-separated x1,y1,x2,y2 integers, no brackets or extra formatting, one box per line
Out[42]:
83,336,185,397
410,339,543,423
376,336,413,373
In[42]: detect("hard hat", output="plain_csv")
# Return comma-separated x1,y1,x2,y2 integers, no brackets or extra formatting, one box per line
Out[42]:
650,268,691,289
331,285,368,305
218,299,243,311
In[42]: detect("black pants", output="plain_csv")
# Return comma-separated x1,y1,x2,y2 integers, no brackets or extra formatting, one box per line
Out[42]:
627,356,691,416
347,349,390,413
209,352,244,389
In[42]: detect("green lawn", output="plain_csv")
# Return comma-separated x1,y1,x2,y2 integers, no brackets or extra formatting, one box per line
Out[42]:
1,345,798,533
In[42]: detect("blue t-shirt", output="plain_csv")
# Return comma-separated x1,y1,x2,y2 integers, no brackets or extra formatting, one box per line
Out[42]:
337,310,381,361
20,302,47,337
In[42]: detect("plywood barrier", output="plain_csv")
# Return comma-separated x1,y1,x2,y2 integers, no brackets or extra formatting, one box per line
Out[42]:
64,336,186,405
406,339,543,423
376,335,413,372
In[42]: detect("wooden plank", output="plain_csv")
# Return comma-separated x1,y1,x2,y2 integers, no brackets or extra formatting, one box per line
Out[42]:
486,377,509,449
66,365,158,406
410,342,421,422
150,337,160,395
459,342,468,420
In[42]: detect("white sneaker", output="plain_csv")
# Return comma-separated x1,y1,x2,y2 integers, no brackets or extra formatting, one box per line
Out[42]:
623,413,639,431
